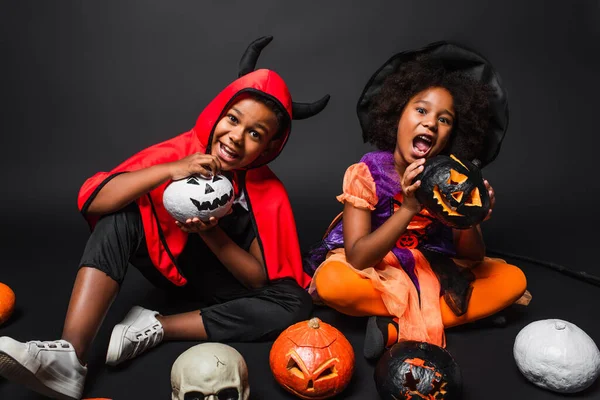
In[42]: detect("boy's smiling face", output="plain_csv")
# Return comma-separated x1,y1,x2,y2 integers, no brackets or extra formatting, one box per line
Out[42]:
394,86,455,174
211,96,280,171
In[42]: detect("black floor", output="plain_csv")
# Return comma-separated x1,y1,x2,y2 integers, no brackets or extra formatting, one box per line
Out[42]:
1,220,600,400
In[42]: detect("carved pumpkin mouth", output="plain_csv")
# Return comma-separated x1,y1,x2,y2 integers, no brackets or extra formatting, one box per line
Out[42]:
432,184,483,216
285,355,340,394
283,384,328,399
433,185,463,216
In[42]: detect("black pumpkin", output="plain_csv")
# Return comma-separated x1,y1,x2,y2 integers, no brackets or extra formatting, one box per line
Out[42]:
374,341,462,400
414,154,490,229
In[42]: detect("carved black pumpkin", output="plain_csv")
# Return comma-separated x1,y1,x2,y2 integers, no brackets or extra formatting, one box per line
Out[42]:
374,341,462,400
414,154,490,229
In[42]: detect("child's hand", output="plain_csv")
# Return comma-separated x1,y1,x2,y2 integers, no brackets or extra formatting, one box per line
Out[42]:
401,158,425,214
168,153,222,181
175,217,219,233
483,179,495,221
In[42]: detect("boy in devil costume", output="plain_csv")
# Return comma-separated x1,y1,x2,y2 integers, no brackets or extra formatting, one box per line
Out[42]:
0,36,329,400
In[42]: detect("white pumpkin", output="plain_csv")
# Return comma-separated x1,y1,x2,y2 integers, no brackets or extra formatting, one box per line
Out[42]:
163,174,234,223
513,319,600,393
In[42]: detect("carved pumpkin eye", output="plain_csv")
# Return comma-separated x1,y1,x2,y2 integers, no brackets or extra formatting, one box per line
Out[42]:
464,187,482,207
447,169,468,185
286,357,305,379
316,366,338,381
205,183,215,194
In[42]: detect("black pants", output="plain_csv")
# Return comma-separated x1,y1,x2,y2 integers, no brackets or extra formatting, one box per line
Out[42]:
79,204,312,342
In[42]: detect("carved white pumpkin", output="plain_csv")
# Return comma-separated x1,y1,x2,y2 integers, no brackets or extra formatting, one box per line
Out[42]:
513,319,600,393
163,175,234,222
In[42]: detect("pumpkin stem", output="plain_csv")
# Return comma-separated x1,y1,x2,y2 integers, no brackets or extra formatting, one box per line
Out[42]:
308,318,321,329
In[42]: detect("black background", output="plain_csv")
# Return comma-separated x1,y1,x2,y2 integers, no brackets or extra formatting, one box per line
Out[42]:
1,1,600,399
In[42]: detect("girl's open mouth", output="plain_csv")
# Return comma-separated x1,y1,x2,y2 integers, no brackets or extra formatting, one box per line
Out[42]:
412,135,433,157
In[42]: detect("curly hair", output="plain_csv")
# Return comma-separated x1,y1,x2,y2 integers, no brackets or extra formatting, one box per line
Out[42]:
365,55,494,162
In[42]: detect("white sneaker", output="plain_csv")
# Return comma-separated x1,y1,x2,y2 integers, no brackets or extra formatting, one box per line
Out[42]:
106,305,164,366
0,337,87,400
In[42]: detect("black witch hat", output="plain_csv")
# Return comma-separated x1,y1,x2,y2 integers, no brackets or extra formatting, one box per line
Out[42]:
238,36,330,120
356,41,509,168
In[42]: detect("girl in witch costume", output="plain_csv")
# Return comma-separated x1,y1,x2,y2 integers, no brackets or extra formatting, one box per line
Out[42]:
304,42,528,360
0,36,329,400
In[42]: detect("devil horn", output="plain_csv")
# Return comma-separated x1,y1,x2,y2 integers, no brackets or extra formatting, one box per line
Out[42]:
238,36,273,77
292,95,331,120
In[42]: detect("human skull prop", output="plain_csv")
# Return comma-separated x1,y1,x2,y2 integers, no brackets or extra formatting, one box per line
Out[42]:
171,342,249,400
163,174,234,223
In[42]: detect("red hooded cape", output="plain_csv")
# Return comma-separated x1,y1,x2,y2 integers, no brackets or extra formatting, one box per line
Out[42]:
77,69,311,289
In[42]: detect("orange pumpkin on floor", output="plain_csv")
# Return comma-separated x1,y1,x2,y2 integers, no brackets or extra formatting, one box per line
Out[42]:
269,318,355,399
0,282,15,326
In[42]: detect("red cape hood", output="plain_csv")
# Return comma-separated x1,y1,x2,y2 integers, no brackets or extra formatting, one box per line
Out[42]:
77,69,311,288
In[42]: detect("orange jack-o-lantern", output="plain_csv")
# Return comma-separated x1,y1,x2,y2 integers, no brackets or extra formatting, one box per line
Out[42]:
414,154,490,229
269,318,355,399
0,282,15,326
